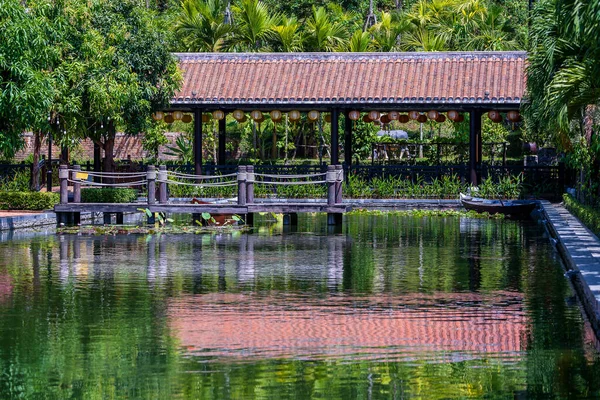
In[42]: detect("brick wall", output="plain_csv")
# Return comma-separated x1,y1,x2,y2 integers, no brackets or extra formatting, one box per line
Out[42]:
14,132,184,161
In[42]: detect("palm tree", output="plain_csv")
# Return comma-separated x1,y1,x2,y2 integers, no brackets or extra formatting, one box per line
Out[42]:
231,0,279,51
270,16,304,52
370,11,410,52
347,30,373,52
304,6,348,52
174,0,234,52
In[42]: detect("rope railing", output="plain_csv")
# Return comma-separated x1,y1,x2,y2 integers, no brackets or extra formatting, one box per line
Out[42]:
59,164,344,207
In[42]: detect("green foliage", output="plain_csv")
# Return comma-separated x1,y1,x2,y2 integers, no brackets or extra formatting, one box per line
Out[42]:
0,192,58,210
0,169,31,192
81,188,138,203
477,174,524,200
347,208,505,219
563,193,600,237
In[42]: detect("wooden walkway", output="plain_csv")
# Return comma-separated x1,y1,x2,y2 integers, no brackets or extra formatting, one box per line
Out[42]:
54,164,348,226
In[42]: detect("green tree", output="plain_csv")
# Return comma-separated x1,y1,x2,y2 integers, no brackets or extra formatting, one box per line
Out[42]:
231,0,280,51
304,6,349,52
174,0,235,52
0,0,55,160
270,16,304,52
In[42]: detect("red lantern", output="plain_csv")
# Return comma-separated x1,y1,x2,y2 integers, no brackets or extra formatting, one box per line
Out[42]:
380,114,391,124
435,114,446,123
454,114,464,123
488,110,502,123
164,114,174,124
417,114,427,123
447,110,460,121
427,110,439,120
362,115,372,123
507,110,521,122
398,114,409,123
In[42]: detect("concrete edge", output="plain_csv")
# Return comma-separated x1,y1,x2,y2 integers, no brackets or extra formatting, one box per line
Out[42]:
538,201,600,339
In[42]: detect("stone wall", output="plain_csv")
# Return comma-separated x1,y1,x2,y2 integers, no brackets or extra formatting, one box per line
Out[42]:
14,132,184,161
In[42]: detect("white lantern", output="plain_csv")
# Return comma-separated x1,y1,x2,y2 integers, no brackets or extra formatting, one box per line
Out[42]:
307,110,320,121
348,110,360,121
152,111,164,121
288,110,301,121
173,110,184,120
232,110,245,121
368,110,380,121
388,111,399,120
270,110,282,122
212,110,225,120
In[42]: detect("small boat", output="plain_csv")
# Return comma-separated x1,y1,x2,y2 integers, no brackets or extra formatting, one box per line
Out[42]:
460,193,538,217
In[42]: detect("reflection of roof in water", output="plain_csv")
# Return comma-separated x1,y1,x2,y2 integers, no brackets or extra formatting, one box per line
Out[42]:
169,292,526,362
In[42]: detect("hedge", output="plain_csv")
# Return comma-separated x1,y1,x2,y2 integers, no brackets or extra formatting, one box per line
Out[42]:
81,188,138,203
563,194,600,237
0,192,59,210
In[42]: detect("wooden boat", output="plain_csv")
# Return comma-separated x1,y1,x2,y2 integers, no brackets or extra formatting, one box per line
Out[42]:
460,193,537,217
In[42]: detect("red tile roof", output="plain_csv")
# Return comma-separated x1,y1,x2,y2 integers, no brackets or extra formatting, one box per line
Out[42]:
173,52,527,109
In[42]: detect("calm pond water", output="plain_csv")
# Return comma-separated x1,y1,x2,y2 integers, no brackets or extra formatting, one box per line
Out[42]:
0,215,599,399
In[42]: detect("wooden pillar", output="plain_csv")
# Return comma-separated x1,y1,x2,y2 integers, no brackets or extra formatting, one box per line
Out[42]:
72,165,81,203
194,109,203,175
93,142,101,183
147,165,156,205
327,165,336,206
344,111,352,167
330,109,340,164
335,165,343,204
237,166,247,206
218,116,227,165
158,165,168,204
246,165,255,204
59,165,69,204
469,110,482,186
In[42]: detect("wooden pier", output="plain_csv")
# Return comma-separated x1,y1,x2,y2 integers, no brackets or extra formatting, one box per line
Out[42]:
54,164,349,227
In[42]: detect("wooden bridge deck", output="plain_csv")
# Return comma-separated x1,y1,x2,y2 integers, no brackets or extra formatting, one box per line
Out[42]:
54,202,350,215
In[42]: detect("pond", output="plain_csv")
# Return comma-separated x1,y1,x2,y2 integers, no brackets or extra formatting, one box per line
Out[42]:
0,215,598,399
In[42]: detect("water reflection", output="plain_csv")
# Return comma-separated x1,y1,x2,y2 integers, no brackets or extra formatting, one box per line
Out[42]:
0,215,598,399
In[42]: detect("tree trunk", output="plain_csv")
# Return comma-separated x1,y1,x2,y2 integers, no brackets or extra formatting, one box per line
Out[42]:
102,121,117,183
30,131,42,191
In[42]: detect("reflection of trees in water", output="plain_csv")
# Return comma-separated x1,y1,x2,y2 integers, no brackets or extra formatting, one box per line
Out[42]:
0,219,597,398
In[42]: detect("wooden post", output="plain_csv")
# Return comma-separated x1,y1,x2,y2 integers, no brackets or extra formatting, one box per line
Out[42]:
246,165,254,204
158,165,168,204
59,165,69,204
218,116,227,165
194,109,203,175
327,165,336,206
335,165,343,204
147,165,156,205
331,110,340,164
237,165,247,206
469,110,482,186
72,165,81,203
344,111,352,167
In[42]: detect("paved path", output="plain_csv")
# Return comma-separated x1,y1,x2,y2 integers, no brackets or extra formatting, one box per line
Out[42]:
541,200,600,335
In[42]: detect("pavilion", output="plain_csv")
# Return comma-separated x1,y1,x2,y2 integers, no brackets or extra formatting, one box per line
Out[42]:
167,51,527,185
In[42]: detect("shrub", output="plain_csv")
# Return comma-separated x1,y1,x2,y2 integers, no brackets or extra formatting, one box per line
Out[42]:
81,188,138,203
0,192,59,210
0,169,31,192
563,194,600,237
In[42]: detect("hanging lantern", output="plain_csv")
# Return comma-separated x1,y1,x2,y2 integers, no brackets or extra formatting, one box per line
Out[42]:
289,110,301,122
164,114,174,124
239,115,248,123
250,110,263,121
398,114,409,123
307,110,320,122
201,114,211,123
368,111,380,121
270,110,282,122
362,114,372,123
447,110,460,121
348,110,360,121
152,111,164,121
182,114,192,123
435,114,446,123
212,110,225,120
256,116,265,124
324,114,332,123
507,110,521,122
427,110,439,121
380,114,391,124
173,110,184,120
232,110,245,121
488,110,502,123
388,111,400,120
409,111,420,120
454,114,465,123
417,114,427,123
